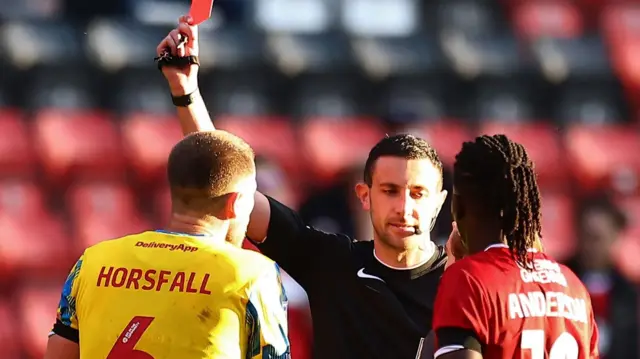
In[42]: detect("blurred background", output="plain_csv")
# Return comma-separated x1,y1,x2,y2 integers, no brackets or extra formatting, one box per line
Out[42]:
0,0,639,358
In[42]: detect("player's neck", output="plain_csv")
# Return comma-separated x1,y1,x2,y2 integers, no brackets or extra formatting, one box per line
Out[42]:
164,212,226,238
373,237,435,269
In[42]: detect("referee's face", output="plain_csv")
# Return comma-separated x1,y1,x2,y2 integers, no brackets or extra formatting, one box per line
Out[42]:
359,156,445,250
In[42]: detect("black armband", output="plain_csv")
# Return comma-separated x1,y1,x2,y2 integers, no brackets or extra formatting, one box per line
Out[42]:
52,319,79,343
435,327,482,354
172,90,199,107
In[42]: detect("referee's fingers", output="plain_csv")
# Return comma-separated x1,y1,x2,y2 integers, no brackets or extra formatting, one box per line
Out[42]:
169,29,185,57
162,34,178,56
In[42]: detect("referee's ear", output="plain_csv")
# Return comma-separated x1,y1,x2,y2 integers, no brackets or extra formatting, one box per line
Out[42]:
355,182,371,211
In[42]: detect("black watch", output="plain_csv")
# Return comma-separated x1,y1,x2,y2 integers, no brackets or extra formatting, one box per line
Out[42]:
172,90,199,107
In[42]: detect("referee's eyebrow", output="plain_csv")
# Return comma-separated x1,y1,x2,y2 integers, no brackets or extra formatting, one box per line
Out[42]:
380,183,430,193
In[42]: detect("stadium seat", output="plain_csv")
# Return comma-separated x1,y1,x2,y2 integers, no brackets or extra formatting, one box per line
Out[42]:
73,213,151,250
301,117,385,184
202,73,275,117
555,81,624,126
0,110,34,177
86,19,173,72
531,35,612,87
0,180,47,217
153,186,171,226
292,78,361,118
196,25,268,71
479,122,567,189
18,285,61,359
0,20,86,71
473,81,534,122
66,182,139,220
26,69,99,110
121,113,183,185
612,231,640,283
216,116,301,179
564,125,640,194
66,182,151,250
383,80,446,123
33,109,124,184
513,1,583,40
602,4,640,112
254,0,354,76
112,71,175,114
0,212,72,277
0,300,20,359
340,0,444,80
539,192,575,262
411,121,471,167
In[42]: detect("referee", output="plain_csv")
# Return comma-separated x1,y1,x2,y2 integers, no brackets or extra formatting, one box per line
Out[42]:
158,18,450,359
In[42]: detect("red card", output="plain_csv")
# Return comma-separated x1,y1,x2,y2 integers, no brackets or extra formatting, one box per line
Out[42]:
189,0,214,25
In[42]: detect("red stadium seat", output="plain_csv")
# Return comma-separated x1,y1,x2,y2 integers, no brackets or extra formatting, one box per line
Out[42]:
301,117,385,184
74,213,151,250
410,120,471,167
479,122,567,190
602,4,640,112
216,116,301,180
66,181,139,220
0,110,35,177
513,1,583,40
67,182,151,250
153,186,172,226
121,113,183,185
540,192,575,262
0,180,47,217
611,234,640,283
33,109,124,184
18,285,61,359
0,301,20,358
0,213,72,277
564,125,640,194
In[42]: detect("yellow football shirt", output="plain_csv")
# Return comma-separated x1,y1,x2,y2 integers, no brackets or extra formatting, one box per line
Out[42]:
50,230,290,359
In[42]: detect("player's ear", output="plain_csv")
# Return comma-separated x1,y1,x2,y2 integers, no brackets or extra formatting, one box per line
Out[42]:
434,189,447,215
354,182,370,211
220,192,240,220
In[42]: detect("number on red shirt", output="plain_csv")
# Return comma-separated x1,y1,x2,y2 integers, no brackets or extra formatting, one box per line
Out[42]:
521,330,579,359
107,316,155,359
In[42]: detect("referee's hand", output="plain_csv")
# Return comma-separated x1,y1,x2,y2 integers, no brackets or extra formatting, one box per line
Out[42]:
157,15,199,96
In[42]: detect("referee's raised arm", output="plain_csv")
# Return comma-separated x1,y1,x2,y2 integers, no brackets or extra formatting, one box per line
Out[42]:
156,16,351,288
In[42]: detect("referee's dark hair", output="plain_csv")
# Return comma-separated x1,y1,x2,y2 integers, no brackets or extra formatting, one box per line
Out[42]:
364,134,443,187
167,131,255,212
453,134,542,268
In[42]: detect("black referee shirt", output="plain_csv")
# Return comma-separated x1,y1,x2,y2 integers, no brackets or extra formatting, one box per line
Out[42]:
250,196,447,359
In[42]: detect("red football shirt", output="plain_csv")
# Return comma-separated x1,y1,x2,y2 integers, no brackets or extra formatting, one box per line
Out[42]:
433,244,599,359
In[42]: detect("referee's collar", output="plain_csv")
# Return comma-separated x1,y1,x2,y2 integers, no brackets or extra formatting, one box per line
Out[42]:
373,241,437,271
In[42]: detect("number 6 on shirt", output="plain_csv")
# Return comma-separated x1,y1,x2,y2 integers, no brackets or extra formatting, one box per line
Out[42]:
107,316,155,359
521,330,579,359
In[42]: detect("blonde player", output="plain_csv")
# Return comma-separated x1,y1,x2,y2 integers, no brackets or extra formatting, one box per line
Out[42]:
44,131,290,359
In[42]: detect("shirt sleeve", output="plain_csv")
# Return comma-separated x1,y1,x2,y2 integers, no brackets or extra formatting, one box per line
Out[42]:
245,263,291,359
432,264,490,358
50,255,84,343
249,195,352,288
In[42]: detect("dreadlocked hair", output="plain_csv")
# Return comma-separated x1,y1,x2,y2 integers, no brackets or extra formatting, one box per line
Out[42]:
453,134,542,269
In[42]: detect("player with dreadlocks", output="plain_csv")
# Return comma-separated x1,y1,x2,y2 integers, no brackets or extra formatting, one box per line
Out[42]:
421,134,599,359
